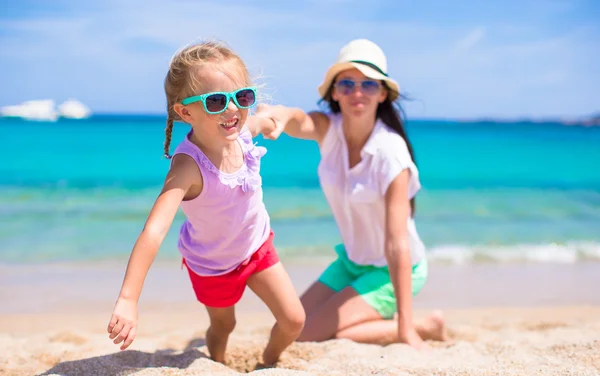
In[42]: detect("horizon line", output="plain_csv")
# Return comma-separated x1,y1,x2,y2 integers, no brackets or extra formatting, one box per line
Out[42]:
87,112,600,122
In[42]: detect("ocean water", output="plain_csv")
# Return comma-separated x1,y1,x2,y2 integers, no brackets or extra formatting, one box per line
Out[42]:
2,115,600,264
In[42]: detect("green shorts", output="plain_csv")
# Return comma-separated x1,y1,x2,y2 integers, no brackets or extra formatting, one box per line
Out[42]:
318,244,428,319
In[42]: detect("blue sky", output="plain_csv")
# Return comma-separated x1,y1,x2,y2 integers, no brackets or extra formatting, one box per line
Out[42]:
1,0,599,119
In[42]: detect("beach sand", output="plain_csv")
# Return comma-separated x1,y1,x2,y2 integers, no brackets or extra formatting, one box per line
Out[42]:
1,260,599,375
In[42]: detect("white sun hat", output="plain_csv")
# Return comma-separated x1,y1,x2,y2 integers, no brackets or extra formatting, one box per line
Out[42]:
318,38,400,100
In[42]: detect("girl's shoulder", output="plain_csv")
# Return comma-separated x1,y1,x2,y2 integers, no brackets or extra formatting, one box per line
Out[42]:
169,152,203,182
163,152,204,200
169,136,204,185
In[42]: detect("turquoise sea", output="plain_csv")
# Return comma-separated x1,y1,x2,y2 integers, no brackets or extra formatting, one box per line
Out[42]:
2,116,600,264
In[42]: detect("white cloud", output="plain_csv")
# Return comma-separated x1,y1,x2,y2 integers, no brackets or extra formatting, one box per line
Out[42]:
454,27,486,52
0,0,598,118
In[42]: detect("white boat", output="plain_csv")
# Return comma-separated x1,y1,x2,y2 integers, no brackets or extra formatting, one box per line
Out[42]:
0,99,59,121
1,98,93,121
58,99,92,119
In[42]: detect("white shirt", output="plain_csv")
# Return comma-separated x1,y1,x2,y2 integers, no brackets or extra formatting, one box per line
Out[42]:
317,113,426,267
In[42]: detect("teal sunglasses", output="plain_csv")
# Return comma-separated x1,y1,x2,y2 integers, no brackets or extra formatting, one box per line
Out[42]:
181,87,257,115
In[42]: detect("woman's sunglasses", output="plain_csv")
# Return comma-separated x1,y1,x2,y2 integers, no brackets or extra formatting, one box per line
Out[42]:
181,87,257,115
334,79,381,96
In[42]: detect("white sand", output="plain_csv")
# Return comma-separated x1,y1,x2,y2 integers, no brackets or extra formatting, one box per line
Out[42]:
1,307,599,375
1,261,599,375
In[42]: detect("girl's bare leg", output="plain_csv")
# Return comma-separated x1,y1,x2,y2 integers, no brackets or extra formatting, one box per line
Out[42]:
204,306,236,363
247,262,306,365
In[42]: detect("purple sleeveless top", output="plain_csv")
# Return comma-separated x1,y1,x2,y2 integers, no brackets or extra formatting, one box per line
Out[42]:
172,127,271,276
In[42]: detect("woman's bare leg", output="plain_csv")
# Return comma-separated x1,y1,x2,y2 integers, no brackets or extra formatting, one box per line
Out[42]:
299,281,335,315
295,283,449,346
296,286,382,342
335,310,449,345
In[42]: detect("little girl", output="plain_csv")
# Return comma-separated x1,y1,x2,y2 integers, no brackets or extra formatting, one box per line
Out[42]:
106,41,305,366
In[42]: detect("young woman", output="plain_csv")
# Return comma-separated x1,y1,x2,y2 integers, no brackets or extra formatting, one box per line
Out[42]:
257,39,448,349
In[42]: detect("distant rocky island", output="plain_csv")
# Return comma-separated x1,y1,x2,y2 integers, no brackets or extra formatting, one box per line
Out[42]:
457,113,600,127
565,113,600,127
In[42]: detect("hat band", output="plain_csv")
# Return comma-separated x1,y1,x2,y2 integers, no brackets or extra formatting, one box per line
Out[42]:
349,60,388,77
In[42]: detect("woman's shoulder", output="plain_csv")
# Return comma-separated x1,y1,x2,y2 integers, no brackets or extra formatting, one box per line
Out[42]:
309,111,337,149
314,111,338,126
369,122,421,196
370,122,411,158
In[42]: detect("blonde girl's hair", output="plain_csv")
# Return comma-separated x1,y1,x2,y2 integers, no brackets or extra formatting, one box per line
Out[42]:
162,41,252,159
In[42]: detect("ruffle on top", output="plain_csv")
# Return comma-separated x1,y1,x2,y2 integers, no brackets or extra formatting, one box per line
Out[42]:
192,129,266,193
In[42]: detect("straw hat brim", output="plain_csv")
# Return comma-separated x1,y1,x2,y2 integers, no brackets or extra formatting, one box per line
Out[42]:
318,62,400,101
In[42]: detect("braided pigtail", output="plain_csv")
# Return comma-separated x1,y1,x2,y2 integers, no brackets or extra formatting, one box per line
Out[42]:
163,106,175,159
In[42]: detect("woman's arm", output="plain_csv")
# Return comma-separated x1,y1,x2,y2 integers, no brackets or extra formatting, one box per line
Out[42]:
245,109,277,138
107,154,201,350
384,169,426,349
255,104,330,144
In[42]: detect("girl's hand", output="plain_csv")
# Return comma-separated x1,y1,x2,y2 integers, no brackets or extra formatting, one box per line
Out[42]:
107,297,138,350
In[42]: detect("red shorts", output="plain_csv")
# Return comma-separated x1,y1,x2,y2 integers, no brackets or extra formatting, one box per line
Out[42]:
183,230,279,308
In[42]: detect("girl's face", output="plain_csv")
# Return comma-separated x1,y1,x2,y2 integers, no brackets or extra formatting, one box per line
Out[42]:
174,60,253,143
331,68,387,119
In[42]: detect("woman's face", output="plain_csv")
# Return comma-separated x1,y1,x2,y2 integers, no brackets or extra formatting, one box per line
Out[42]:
331,68,388,118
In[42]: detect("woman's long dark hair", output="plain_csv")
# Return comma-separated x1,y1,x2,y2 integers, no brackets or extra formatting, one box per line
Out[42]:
319,82,417,216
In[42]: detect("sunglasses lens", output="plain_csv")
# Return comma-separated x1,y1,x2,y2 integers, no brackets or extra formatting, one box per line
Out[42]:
205,94,227,113
361,80,381,95
336,79,381,96
235,89,256,107
336,79,355,95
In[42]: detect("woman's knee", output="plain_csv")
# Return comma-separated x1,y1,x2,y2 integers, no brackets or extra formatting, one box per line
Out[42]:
300,281,335,316
295,319,327,342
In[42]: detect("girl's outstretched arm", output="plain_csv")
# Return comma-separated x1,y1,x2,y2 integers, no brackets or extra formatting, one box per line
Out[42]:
384,169,426,350
254,104,330,144
107,154,201,350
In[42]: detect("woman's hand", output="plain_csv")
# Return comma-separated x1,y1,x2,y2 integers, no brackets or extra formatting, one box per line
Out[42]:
107,296,138,350
254,104,288,140
398,325,429,351
255,104,329,143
